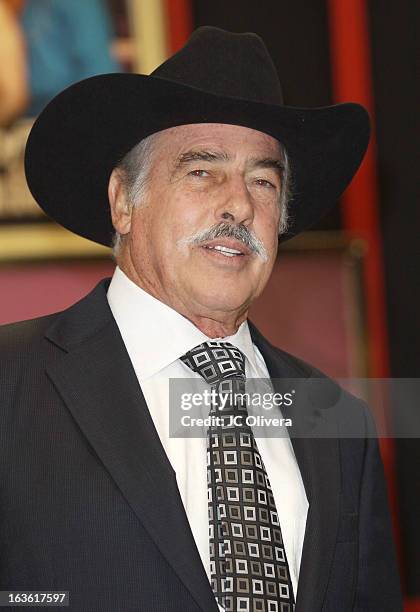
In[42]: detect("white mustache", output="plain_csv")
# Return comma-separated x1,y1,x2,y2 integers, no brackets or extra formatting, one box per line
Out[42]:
177,223,269,263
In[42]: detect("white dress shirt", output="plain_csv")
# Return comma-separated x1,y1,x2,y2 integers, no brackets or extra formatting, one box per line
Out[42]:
107,266,308,606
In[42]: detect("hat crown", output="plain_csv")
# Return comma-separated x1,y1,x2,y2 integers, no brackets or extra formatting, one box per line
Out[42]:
152,26,284,105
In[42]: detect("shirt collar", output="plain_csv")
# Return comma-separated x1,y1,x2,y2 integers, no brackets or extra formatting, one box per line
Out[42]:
107,266,260,380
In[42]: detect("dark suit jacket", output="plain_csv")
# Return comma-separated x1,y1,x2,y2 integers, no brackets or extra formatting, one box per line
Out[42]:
0,279,402,611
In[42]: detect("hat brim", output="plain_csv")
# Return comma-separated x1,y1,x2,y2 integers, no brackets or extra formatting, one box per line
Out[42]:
24,72,370,246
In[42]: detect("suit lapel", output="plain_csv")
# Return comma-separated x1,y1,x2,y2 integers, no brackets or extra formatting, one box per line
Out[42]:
45,280,218,612
249,322,341,612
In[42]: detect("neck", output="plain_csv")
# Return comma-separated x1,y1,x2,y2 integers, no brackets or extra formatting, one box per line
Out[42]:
182,312,248,339
117,261,248,339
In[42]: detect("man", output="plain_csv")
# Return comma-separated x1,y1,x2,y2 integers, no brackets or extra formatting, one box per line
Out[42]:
1,27,402,611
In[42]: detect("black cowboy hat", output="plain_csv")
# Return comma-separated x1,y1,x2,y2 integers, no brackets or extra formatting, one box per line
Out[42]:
24,26,370,246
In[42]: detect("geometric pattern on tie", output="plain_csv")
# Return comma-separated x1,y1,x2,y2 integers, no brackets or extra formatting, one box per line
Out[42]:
181,341,295,612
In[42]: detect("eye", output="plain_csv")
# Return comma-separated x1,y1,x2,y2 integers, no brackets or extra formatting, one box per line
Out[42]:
189,169,210,177
255,178,276,189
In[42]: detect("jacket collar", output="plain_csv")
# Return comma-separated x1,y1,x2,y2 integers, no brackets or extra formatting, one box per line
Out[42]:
45,279,340,612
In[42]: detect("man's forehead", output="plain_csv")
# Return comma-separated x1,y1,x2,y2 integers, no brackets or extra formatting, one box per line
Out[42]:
154,123,283,159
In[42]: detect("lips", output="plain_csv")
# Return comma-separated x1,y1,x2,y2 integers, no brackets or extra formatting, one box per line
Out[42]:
200,239,250,257
204,245,243,257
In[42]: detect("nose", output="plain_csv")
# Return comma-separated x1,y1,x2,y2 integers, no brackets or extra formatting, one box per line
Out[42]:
214,175,254,227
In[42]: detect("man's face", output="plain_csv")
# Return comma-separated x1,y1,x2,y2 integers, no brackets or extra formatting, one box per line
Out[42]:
112,123,283,327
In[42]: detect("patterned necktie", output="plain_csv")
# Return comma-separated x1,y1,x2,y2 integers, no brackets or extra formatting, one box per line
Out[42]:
181,341,295,612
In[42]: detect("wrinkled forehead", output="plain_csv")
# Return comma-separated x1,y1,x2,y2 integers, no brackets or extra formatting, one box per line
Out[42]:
150,123,284,160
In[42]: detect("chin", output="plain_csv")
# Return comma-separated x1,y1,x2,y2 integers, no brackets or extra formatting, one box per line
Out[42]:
194,288,251,314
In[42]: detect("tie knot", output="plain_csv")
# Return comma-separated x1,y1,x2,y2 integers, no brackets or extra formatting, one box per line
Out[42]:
180,341,246,385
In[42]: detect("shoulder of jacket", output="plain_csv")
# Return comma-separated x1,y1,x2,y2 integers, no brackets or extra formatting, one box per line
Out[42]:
265,340,370,425
273,345,321,378
0,312,60,356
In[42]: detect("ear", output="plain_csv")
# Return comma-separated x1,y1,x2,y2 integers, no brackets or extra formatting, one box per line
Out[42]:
108,169,132,236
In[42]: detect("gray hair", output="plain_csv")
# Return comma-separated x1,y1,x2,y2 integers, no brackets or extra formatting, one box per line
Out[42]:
112,132,159,257
278,149,291,235
111,131,292,259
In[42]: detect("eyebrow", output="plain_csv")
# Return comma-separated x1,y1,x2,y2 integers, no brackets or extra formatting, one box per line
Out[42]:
248,157,285,177
175,149,230,167
174,149,285,177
